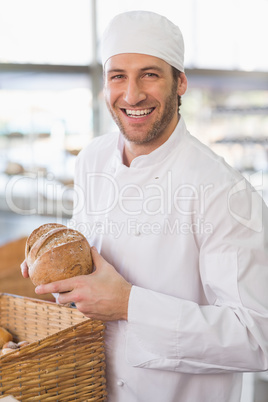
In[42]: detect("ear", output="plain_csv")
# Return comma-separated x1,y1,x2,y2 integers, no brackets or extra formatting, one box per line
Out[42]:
177,73,187,96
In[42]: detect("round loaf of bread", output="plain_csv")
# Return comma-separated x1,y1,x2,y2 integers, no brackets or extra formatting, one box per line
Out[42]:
25,223,93,286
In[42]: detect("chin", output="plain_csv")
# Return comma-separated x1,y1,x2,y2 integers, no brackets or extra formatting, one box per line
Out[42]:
122,132,155,145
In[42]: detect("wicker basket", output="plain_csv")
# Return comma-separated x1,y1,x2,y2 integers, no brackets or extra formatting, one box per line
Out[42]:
0,293,107,401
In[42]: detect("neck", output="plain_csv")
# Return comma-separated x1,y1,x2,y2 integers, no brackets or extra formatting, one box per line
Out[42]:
122,115,180,167
122,142,154,167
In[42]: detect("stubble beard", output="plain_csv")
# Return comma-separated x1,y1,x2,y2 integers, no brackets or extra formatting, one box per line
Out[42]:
106,81,178,146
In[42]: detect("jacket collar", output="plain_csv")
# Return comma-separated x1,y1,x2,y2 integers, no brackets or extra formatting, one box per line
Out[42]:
114,116,187,169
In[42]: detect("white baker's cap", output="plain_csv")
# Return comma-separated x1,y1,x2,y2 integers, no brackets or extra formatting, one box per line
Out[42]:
101,10,184,72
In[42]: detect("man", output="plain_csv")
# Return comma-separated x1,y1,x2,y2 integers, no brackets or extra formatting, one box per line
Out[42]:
22,11,268,402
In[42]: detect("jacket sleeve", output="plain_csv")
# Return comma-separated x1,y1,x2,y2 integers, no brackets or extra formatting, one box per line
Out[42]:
126,178,268,374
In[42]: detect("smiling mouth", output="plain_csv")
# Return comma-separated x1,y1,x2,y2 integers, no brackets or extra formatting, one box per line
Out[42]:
123,108,154,118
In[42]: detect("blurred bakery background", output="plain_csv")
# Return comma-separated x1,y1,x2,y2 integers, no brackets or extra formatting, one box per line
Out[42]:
0,1,267,399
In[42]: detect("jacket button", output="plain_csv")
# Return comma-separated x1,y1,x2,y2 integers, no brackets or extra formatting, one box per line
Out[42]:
117,379,124,387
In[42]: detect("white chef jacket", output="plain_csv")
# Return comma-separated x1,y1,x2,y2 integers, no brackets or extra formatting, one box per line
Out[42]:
72,117,268,402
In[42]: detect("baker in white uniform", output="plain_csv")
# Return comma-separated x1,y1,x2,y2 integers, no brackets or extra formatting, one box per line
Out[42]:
23,11,268,402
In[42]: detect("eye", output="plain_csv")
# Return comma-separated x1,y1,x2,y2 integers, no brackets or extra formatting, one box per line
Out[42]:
111,74,125,80
143,72,159,79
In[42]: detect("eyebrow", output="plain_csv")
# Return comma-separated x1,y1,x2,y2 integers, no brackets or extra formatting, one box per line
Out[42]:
106,68,125,74
106,65,165,74
140,65,165,72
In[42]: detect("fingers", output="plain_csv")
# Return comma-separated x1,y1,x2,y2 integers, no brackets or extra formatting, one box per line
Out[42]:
20,260,29,278
56,291,74,306
35,277,75,295
35,248,100,295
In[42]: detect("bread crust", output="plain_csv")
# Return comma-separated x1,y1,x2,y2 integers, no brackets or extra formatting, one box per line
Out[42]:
25,223,65,257
25,224,93,286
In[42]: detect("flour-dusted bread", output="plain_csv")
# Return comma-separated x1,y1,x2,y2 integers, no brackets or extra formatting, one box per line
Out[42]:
25,223,93,286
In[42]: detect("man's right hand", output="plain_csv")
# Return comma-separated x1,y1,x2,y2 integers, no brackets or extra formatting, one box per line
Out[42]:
21,259,29,278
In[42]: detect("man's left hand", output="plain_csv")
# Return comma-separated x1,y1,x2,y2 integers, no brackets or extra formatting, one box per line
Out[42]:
35,246,132,322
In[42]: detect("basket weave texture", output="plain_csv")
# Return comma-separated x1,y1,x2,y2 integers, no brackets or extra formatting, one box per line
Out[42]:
0,293,107,401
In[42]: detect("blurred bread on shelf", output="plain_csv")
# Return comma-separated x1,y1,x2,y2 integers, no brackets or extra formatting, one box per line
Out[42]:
65,147,81,156
4,162,24,176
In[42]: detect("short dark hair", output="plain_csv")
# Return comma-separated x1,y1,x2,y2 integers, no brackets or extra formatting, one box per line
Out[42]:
171,66,182,112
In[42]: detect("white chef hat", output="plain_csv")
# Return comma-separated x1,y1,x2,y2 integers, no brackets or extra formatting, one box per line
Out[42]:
101,10,184,72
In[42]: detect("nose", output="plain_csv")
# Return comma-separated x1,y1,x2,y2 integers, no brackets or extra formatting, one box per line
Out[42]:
123,78,146,105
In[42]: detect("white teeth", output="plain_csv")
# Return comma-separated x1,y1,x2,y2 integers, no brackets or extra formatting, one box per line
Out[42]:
125,108,153,117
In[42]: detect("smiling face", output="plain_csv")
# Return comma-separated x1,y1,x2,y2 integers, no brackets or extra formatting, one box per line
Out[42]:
104,53,187,159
